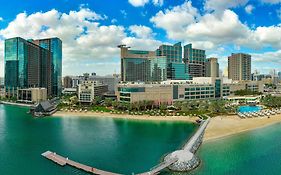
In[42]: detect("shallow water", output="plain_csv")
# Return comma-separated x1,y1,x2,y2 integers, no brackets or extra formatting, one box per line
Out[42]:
0,104,197,174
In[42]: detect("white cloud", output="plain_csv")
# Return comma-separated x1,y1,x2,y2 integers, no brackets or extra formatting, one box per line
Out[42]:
0,8,163,76
204,0,249,12
129,25,155,38
150,1,198,40
260,0,281,4
128,0,164,7
245,4,255,14
152,0,164,6
128,0,149,7
151,1,281,50
0,17,3,21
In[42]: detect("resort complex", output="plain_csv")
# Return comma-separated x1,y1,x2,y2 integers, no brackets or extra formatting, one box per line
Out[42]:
1,1,281,174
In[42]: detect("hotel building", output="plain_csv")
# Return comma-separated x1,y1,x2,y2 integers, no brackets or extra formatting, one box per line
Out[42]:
33,38,62,96
205,58,219,78
4,37,52,96
228,53,251,81
184,44,206,78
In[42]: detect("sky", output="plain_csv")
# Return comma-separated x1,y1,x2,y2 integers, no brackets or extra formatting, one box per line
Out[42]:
0,0,280,77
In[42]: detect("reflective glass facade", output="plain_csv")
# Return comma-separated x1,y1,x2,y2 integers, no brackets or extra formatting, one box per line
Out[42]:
156,42,182,63
4,37,52,96
167,63,189,80
122,57,167,82
184,44,206,78
34,38,62,96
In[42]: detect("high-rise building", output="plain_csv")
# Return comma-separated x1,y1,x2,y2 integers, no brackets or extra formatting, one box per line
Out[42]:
33,38,62,96
183,44,206,78
167,63,189,80
156,42,189,80
4,37,52,96
119,45,167,82
206,58,219,78
228,53,251,81
156,42,182,63
63,76,73,88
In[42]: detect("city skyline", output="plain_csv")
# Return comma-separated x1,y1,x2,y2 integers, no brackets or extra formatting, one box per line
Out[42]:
0,0,281,76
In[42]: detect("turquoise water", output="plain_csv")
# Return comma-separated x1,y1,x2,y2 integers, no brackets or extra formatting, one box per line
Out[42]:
2,104,281,175
238,105,262,113
0,104,197,174
189,123,281,175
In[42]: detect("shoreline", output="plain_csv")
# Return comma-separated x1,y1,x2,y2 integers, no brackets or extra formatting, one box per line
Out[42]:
203,114,281,142
3,103,281,142
0,101,32,107
53,111,199,123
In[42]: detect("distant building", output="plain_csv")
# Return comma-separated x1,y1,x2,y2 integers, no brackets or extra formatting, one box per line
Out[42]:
205,58,219,78
183,44,206,78
17,88,47,103
156,42,182,63
116,78,231,104
228,53,251,81
77,81,108,103
63,76,73,88
4,37,52,96
167,63,189,80
0,77,4,87
119,45,167,82
88,75,119,94
33,38,62,96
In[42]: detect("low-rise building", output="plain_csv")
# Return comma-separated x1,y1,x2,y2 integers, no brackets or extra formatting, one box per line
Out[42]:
17,88,47,103
116,78,231,104
77,81,108,103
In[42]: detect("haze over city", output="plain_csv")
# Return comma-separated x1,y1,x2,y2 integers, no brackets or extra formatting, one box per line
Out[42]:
0,0,280,76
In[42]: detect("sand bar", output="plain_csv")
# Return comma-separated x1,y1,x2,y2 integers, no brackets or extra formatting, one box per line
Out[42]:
204,114,281,142
54,111,198,123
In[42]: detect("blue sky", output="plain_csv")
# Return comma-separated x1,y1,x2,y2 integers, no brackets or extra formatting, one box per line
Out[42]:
0,0,280,76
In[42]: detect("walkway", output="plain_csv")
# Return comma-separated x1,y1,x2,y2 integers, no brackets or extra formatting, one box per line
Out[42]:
42,151,121,175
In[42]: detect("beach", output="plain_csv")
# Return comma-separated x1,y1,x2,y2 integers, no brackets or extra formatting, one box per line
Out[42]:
204,114,281,141
54,110,281,142
54,111,198,123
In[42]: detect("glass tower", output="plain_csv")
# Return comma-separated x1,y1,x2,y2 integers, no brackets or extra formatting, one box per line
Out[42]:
33,38,62,96
167,63,189,80
4,37,52,96
156,42,182,63
184,44,206,78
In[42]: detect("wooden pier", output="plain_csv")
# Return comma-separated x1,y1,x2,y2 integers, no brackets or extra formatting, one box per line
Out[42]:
42,151,121,175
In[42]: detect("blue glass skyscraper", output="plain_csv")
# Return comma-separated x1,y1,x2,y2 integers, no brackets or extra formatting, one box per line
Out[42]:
33,38,62,96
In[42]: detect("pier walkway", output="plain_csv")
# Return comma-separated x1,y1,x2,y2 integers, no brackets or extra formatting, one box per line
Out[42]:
42,151,121,175
137,158,178,175
42,118,210,175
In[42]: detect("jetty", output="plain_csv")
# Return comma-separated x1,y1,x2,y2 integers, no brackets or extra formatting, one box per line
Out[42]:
137,117,210,174
41,151,121,175
42,117,210,175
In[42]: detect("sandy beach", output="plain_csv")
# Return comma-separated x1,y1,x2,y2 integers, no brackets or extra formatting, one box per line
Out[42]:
54,111,281,142
204,114,281,141
54,111,198,123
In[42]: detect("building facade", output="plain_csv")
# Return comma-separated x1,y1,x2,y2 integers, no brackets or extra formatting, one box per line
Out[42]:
167,63,189,80
184,44,206,78
116,78,231,104
33,38,62,96
156,42,182,63
120,45,167,82
77,81,108,103
206,58,219,78
228,53,251,81
63,76,73,89
17,88,47,103
4,37,52,97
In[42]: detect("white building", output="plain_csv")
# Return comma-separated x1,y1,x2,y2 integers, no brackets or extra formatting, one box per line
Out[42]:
77,81,108,103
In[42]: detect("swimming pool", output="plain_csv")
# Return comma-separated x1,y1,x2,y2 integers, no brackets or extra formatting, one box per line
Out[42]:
238,106,262,113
